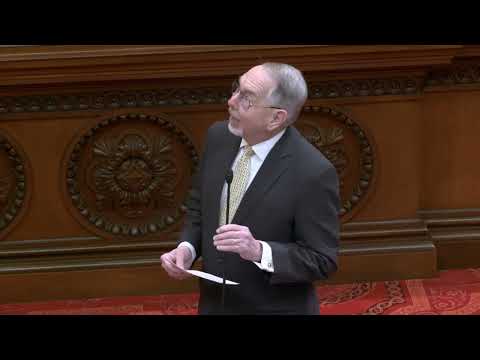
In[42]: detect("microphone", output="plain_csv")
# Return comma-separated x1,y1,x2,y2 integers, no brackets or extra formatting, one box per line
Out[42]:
225,170,234,217
221,169,234,313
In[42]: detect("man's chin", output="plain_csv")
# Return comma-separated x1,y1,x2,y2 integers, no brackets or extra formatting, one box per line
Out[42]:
228,120,243,138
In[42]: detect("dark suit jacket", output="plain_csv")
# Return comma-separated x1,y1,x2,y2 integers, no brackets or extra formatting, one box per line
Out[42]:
179,121,340,315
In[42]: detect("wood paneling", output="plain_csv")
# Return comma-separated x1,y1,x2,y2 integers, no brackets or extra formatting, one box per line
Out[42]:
0,45,479,303
422,90,480,209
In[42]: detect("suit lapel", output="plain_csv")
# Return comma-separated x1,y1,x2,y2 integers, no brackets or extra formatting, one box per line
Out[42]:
232,127,294,225
205,130,241,235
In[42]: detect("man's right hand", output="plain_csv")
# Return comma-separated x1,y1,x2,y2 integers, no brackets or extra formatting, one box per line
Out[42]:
160,247,194,280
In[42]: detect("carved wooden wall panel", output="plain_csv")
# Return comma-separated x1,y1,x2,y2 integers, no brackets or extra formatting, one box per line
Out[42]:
333,100,423,221
63,113,198,240
1,117,97,241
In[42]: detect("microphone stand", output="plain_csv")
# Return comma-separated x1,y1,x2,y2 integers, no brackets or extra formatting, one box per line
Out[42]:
222,170,233,314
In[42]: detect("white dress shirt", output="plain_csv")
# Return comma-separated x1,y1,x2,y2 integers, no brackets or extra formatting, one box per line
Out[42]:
179,129,287,273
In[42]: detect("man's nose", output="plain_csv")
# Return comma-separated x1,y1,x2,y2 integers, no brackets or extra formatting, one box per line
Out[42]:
228,92,239,108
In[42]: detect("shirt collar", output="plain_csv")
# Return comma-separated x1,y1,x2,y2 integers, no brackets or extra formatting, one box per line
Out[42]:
240,129,286,162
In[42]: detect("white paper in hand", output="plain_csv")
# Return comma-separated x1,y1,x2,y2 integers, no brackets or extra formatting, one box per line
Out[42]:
185,270,240,285
169,260,239,285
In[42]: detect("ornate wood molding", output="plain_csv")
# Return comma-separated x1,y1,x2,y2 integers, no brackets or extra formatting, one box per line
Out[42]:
0,131,29,239
426,63,480,87
340,239,434,256
0,45,461,62
418,209,480,269
0,218,437,290
0,220,429,260
341,219,428,240
0,237,435,278
3,212,478,276
0,88,232,114
0,251,163,274
0,238,177,258
0,45,465,86
310,76,424,98
0,75,426,115
418,208,480,239
0,45,479,112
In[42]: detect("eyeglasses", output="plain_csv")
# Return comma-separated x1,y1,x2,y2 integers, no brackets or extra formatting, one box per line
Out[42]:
231,79,284,112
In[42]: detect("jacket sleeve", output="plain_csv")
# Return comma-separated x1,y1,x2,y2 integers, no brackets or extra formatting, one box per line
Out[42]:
177,127,211,260
268,164,340,284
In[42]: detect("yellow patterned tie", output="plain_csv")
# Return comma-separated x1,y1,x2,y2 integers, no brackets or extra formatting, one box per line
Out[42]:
219,145,255,226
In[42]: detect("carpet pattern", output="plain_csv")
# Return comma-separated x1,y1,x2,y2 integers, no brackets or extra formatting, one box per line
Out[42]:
1,268,480,315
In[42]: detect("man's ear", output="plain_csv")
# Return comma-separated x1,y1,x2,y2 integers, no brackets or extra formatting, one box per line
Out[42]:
268,109,288,131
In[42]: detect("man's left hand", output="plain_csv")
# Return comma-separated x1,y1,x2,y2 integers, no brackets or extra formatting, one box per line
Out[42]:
214,224,262,262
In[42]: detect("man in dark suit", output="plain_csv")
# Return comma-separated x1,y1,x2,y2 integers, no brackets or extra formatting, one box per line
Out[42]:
161,63,340,314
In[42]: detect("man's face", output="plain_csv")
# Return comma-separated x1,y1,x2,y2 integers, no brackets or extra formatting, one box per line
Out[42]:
227,66,278,144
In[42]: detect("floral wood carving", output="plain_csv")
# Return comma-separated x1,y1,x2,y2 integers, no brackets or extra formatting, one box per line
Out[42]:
65,114,198,238
297,107,375,221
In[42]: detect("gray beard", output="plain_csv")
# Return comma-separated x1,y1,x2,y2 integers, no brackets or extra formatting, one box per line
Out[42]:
228,120,243,138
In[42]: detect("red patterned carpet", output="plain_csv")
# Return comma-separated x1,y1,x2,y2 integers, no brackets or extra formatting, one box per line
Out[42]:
2,268,480,315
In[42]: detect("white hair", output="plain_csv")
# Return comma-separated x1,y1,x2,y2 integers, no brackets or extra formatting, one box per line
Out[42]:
261,63,308,125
